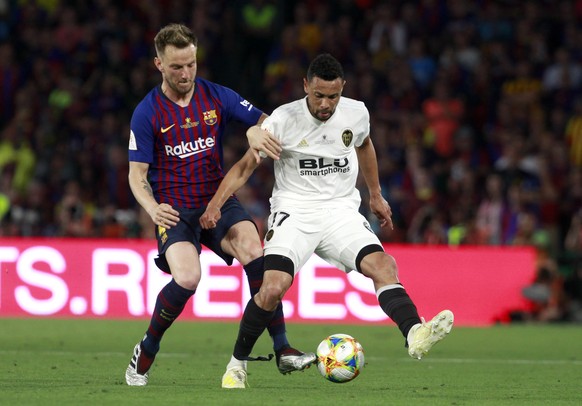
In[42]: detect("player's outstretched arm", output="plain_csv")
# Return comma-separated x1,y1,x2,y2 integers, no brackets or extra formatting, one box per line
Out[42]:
200,149,261,229
355,137,394,230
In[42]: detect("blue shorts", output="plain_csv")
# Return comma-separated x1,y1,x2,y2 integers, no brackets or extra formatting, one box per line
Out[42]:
154,197,255,273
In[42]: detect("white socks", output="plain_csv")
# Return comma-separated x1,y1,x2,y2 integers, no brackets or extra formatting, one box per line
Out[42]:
226,355,247,370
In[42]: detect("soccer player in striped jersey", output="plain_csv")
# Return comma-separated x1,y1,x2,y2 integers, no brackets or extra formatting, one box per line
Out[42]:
200,53,454,389
125,23,313,386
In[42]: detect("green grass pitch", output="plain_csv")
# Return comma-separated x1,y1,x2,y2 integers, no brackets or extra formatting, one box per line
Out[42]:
1,318,581,405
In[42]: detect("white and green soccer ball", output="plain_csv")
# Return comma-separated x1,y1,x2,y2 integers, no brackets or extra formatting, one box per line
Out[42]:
316,333,365,383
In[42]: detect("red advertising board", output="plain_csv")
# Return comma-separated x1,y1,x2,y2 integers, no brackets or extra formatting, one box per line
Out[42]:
0,238,536,325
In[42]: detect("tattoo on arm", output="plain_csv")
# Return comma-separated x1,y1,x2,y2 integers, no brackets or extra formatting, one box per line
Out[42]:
141,179,153,197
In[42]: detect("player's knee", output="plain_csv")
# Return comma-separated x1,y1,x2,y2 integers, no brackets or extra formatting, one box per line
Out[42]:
256,283,285,310
381,254,399,280
261,283,285,301
256,269,292,309
360,251,399,282
173,271,201,291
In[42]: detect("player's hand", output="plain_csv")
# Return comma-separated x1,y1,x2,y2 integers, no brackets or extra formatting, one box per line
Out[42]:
200,205,221,229
247,126,281,163
151,203,180,229
370,193,394,230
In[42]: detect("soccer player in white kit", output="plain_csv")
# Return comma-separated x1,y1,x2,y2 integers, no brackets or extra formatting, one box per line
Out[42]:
200,53,454,389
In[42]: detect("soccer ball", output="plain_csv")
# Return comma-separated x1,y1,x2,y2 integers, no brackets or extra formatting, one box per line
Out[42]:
316,333,365,383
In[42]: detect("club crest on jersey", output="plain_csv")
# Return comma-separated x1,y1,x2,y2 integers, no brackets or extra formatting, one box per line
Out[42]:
180,117,199,129
203,110,218,125
342,129,353,147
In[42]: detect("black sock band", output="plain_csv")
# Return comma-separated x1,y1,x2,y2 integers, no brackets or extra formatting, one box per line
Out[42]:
378,286,421,339
233,298,275,359
243,257,287,340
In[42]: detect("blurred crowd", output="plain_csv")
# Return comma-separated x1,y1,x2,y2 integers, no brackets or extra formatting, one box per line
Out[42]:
0,0,581,321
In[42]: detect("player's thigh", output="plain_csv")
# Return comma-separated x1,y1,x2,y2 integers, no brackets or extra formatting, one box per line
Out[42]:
317,209,382,273
221,220,263,264
263,210,322,275
207,197,262,265
165,241,202,290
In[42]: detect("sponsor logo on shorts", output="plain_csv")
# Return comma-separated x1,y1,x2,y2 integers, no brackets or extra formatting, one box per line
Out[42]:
158,225,168,244
265,229,274,241
363,221,374,233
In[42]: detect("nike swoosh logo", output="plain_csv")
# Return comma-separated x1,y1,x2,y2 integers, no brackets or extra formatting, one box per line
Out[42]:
161,124,175,133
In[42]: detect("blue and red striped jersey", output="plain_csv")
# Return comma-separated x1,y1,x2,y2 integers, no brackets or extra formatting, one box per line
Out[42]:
128,77,263,208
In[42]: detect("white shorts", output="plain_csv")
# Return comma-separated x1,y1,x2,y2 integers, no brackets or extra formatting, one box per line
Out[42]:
263,207,383,275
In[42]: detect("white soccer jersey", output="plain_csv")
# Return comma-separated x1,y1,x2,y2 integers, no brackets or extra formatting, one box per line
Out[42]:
261,96,370,211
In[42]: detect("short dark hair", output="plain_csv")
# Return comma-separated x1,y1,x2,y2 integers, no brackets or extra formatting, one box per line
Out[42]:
306,53,344,81
154,23,198,57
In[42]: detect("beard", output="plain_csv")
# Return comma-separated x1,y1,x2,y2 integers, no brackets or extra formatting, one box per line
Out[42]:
168,79,194,96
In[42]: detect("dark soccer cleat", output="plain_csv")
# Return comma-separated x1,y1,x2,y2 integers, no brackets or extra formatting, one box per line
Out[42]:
125,342,155,386
275,346,317,375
